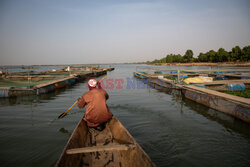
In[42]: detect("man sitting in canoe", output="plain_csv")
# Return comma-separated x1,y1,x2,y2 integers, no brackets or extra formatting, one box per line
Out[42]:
77,78,113,131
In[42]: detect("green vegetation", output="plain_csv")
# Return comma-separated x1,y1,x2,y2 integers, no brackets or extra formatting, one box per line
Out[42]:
225,89,250,98
148,45,250,64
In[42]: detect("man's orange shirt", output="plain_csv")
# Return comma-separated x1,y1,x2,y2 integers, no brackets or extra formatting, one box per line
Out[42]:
77,88,112,127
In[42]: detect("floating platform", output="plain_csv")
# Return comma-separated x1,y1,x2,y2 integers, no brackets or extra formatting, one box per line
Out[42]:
134,68,250,123
182,85,250,123
133,72,149,79
0,67,114,97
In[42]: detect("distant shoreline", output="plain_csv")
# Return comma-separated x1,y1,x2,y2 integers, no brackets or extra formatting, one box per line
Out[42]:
150,62,250,67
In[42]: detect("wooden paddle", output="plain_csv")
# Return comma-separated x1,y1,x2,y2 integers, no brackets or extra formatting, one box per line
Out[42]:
58,75,107,119
58,100,78,119
97,75,107,87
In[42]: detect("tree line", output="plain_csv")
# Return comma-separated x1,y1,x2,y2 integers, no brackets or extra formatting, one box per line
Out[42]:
147,45,250,64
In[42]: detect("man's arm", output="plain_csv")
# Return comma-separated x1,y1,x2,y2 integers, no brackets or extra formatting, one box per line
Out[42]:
77,95,86,108
97,80,102,89
105,91,109,100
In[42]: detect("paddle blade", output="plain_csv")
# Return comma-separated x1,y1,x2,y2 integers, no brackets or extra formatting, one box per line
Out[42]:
58,112,67,119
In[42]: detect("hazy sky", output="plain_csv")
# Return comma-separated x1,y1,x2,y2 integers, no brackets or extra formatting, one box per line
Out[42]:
0,0,250,65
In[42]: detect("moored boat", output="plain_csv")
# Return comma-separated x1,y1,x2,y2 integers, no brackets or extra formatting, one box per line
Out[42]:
134,72,148,79
56,116,155,167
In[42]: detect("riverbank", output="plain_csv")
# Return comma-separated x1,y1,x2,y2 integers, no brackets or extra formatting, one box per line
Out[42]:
152,62,250,66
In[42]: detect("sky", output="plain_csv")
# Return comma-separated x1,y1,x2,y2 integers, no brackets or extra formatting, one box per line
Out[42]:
0,0,250,65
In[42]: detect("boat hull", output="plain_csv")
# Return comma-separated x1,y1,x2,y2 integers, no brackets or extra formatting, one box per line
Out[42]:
56,117,155,167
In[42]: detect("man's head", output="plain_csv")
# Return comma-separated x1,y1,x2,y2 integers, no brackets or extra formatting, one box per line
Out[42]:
88,78,97,90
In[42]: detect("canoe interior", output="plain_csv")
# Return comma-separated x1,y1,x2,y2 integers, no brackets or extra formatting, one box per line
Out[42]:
56,117,155,167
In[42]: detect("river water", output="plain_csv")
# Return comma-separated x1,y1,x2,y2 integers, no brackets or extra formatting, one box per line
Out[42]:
0,64,249,167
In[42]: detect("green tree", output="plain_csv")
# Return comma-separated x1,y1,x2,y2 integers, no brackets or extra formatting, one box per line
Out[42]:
205,50,217,62
230,46,241,61
217,48,228,62
149,45,250,64
183,49,194,62
175,54,183,62
241,46,250,61
198,52,208,62
160,57,167,63
166,54,174,63
194,57,199,62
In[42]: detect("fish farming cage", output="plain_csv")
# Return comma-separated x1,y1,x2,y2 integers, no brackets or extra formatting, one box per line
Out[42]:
135,66,181,75
224,88,250,98
66,64,113,71
136,66,250,76
0,64,113,75
135,66,198,80
135,66,250,85
0,64,110,89
0,70,72,88
0,78,60,88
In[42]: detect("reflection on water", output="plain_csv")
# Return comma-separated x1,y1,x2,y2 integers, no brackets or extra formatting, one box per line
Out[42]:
0,64,250,167
0,87,72,106
59,128,70,134
144,79,250,138
182,97,250,137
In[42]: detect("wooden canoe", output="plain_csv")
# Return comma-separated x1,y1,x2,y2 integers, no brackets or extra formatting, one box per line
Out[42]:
56,116,155,167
